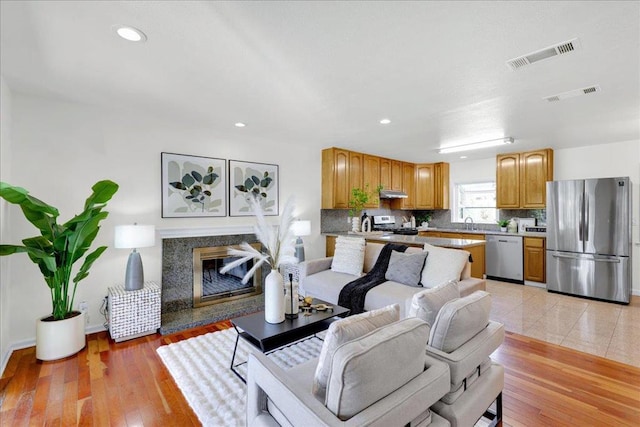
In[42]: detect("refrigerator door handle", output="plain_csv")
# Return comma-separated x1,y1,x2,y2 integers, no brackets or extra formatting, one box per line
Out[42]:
551,253,621,263
584,192,589,242
578,191,584,242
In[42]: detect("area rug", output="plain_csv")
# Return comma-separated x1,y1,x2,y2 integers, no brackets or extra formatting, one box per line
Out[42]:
156,327,323,426
157,328,494,427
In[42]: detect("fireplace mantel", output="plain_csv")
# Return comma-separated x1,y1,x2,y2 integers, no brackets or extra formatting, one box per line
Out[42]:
158,226,255,239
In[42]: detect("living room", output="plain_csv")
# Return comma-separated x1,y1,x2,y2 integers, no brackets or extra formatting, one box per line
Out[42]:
1,1,639,425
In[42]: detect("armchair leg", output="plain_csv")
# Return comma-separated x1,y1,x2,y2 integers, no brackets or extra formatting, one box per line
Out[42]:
483,392,502,427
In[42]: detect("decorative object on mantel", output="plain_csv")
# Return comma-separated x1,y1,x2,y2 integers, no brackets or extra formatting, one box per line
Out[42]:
348,184,382,232
220,196,297,324
291,219,311,262
229,159,279,217
114,223,156,291
161,152,226,218
0,180,119,360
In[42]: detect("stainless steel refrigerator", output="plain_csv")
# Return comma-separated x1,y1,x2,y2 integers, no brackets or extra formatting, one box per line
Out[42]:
546,177,632,304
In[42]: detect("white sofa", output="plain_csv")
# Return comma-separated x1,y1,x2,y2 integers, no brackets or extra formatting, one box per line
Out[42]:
299,241,486,318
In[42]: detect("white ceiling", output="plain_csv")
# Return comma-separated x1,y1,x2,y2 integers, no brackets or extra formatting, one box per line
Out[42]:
1,1,639,163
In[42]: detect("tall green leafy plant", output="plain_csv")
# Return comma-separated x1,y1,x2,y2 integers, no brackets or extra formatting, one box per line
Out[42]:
348,184,383,217
0,180,119,320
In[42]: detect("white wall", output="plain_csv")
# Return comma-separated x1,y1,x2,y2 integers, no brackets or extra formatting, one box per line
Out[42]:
0,77,13,373
449,140,640,294
2,92,323,357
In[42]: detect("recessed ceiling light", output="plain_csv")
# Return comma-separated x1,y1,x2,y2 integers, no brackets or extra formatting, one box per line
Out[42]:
115,26,147,42
234,122,246,128
460,156,468,159
379,118,391,125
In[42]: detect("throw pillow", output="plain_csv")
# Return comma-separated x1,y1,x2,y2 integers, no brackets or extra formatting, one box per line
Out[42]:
420,243,470,288
331,236,366,276
384,250,429,287
429,290,491,353
312,304,400,402
409,280,460,327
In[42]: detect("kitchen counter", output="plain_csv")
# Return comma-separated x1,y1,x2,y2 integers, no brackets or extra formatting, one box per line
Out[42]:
418,227,547,238
323,232,485,249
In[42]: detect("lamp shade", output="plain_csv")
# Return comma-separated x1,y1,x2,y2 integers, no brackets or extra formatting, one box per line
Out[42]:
114,224,156,249
291,220,311,237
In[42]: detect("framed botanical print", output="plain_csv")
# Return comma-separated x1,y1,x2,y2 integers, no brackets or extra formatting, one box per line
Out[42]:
229,160,279,216
161,152,227,217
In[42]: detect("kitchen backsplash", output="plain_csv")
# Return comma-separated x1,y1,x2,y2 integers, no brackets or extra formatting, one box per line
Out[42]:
321,208,546,233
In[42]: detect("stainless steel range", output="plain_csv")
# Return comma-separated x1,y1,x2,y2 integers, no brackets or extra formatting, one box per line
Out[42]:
371,215,419,235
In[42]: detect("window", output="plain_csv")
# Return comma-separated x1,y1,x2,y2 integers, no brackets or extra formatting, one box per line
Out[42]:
452,182,497,224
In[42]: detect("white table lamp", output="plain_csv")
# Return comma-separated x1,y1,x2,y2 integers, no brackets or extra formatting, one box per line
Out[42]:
291,220,311,262
114,224,156,291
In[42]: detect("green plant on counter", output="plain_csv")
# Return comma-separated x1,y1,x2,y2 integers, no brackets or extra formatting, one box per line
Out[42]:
415,212,432,224
348,184,383,217
0,180,119,320
497,219,510,227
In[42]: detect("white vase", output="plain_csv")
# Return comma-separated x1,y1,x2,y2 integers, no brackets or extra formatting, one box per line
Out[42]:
351,217,361,232
36,311,86,361
265,269,285,324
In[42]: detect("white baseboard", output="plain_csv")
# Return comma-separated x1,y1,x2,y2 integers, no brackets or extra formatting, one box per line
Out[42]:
0,323,107,377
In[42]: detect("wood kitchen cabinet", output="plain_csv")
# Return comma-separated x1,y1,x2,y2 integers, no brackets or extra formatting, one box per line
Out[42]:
322,148,350,209
349,151,364,194
416,162,450,209
391,160,403,191
380,158,391,191
363,154,380,208
524,237,545,282
399,162,416,209
496,149,553,208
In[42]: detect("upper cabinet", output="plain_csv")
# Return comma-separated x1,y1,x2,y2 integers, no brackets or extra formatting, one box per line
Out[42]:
322,147,450,211
496,149,553,209
322,148,350,209
400,163,416,210
363,155,381,208
416,162,449,210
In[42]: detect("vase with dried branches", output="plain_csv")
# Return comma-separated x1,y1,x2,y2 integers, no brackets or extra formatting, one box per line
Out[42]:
220,196,298,323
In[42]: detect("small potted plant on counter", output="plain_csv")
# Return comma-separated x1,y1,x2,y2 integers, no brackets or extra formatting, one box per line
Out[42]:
348,184,382,232
497,219,509,232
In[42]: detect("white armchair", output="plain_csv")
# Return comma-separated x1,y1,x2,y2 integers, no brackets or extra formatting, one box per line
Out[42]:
246,317,453,426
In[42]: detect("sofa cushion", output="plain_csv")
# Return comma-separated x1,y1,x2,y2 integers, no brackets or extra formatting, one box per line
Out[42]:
331,236,366,276
312,304,400,401
429,291,491,353
324,317,430,420
385,250,429,287
408,280,460,327
363,242,385,273
421,244,470,288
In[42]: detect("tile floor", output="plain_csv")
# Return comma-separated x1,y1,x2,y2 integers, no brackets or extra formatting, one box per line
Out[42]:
487,280,640,368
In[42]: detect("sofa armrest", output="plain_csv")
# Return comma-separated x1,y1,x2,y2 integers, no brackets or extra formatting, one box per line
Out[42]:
298,257,334,292
246,351,451,427
426,321,504,386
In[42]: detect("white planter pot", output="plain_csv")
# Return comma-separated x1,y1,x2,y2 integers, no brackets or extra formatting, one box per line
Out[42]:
36,311,86,361
264,270,285,324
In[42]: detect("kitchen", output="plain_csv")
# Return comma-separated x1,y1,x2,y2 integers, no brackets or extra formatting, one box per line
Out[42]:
320,144,638,303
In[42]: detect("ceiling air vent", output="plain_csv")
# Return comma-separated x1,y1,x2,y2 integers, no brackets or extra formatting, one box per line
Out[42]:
543,85,601,102
506,38,581,70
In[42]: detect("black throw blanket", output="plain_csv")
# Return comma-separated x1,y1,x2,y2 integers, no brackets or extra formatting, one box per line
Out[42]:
338,243,408,315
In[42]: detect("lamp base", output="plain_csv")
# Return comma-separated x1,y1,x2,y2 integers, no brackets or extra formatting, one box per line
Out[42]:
295,237,305,262
124,250,144,291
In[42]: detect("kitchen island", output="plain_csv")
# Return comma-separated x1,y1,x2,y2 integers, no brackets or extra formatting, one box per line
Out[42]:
324,232,486,279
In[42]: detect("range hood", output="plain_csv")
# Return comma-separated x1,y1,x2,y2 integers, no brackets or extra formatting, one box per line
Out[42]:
379,189,408,199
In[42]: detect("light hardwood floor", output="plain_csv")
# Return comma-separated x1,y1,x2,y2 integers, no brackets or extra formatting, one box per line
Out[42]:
1,287,639,426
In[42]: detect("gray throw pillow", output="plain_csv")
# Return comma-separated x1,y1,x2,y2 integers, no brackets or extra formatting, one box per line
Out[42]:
385,250,429,287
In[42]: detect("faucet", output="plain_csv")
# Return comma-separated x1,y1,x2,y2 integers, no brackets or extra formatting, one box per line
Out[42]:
464,216,474,231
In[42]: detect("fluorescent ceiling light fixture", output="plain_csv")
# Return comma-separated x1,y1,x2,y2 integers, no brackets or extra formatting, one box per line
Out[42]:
115,26,147,42
235,122,246,128
439,137,514,154
379,118,391,125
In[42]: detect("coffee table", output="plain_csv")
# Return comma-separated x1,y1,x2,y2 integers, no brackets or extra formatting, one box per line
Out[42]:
230,299,349,382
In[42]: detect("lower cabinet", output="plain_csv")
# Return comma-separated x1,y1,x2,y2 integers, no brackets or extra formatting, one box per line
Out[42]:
326,235,337,257
524,237,546,282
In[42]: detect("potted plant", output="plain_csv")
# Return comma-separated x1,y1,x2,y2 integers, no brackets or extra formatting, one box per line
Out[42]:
415,212,432,228
0,180,119,360
497,219,509,232
348,184,382,232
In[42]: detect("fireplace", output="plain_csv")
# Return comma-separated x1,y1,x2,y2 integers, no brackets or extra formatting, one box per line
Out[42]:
193,243,262,307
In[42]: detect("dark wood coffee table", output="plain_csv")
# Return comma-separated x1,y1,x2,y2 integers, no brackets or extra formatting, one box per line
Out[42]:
230,299,349,382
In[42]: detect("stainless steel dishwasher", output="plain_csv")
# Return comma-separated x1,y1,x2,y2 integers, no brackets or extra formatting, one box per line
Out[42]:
486,234,524,284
